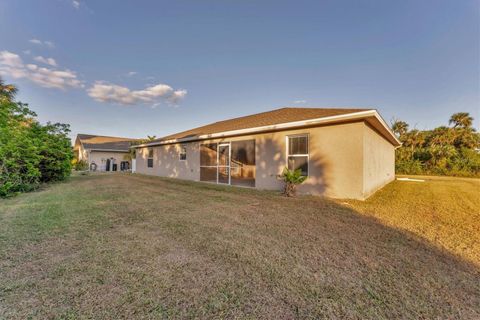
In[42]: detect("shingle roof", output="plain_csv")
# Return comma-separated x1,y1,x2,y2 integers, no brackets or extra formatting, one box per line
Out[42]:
156,107,372,142
77,134,140,151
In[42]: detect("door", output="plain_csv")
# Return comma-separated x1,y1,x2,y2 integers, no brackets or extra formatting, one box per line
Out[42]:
217,144,230,184
105,159,111,172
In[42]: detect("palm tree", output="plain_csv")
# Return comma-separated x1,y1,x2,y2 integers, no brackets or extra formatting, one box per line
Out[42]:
391,120,409,138
449,112,473,128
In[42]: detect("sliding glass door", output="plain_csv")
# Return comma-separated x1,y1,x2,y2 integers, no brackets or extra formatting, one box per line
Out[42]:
200,140,255,187
231,140,255,187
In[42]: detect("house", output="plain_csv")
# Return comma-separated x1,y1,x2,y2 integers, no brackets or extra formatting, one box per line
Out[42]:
74,134,140,172
132,108,401,199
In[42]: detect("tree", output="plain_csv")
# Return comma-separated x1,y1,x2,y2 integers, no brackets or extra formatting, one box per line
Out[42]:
394,112,479,177
0,77,73,197
449,112,473,128
0,78,17,102
391,120,409,138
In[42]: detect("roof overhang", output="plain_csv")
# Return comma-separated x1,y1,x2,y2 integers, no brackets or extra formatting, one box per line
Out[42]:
88,149,130,153
132,110,401,149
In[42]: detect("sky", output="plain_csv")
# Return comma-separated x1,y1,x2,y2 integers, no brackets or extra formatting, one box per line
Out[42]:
0,0,478,142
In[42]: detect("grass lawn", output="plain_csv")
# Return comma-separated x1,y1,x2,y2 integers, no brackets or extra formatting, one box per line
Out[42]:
0,173,479,319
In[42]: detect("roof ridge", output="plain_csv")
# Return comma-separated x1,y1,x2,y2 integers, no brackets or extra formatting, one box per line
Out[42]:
77,133,140,140
186,107,371,127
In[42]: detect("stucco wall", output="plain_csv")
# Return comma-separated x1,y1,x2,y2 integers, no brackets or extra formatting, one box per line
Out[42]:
136,143,200,180
136,121,375,199
362,124,395,198
88,151,130,171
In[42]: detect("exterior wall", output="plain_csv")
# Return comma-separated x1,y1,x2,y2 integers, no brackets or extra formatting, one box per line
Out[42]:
137,143,200,180
362,124,395,198
88,151,130,172
136,121,375,199
74,142,88,161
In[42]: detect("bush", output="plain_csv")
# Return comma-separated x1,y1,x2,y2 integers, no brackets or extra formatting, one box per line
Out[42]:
280,167,307,197
395,159,424,175
73,159,88,171
393,113,480,178
0,79,73,197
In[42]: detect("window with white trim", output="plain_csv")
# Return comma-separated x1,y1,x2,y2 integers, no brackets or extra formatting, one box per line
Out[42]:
287,135,309,176
179,145,187,161
147,148,154,168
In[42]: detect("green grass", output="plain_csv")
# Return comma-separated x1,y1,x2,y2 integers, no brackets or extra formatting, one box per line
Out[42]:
0,173,479,319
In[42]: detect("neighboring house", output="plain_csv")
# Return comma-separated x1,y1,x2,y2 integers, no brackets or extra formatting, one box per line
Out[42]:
132,108,401,199
74,134,139,172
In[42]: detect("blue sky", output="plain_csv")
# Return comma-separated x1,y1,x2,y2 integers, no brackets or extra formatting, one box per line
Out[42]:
0,0,478,141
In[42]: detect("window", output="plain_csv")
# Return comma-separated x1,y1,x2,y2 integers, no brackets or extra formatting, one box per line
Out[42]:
147,148,154,168
179,145,187,161
287,135,308,176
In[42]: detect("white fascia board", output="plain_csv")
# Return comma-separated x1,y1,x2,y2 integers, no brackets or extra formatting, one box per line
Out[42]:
88,149,130,153
371,112,402,146
133,110,400,148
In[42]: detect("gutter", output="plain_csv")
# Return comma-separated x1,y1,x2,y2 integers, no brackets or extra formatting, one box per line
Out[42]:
88,148,130,152
132,110,401,148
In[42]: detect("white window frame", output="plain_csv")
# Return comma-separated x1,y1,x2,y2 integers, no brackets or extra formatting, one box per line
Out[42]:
147,148,154,168
217,142,231,185
179,145,187,161
286,134,309,177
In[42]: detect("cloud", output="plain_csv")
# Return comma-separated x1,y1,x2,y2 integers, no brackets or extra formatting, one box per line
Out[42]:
72,0,80,9
0,51,83,90
293,99,307,104
34,56,57,67
45,41,55,48
29,39,42,45
23,50,31,55
29,39,55,48
87,82,187,106
127,71,137,76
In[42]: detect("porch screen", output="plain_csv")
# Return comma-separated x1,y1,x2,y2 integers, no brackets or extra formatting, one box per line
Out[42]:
231,140,255,187
200,143,217,182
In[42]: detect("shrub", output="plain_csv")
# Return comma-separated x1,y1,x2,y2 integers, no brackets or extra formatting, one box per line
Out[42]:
393,113,480,178
280,167,307,197
0,78,73,197
395,159,423,175
73,160,88,171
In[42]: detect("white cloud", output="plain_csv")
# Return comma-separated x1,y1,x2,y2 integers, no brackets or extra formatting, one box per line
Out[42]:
29,39,55,48
29,39,42,45
293,99,307,104
45,41,55,48
23,50,31,55
87,81,187,106
127,71,137,76
72,0,80,9
34,56,57,67
0,51,83,90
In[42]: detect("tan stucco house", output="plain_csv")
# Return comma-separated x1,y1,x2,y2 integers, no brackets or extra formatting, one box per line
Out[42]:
133,108,401,199
74,134,139,172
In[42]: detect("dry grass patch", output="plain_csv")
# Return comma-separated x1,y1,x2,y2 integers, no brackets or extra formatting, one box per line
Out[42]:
0,173,479,319
344,175,480,265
